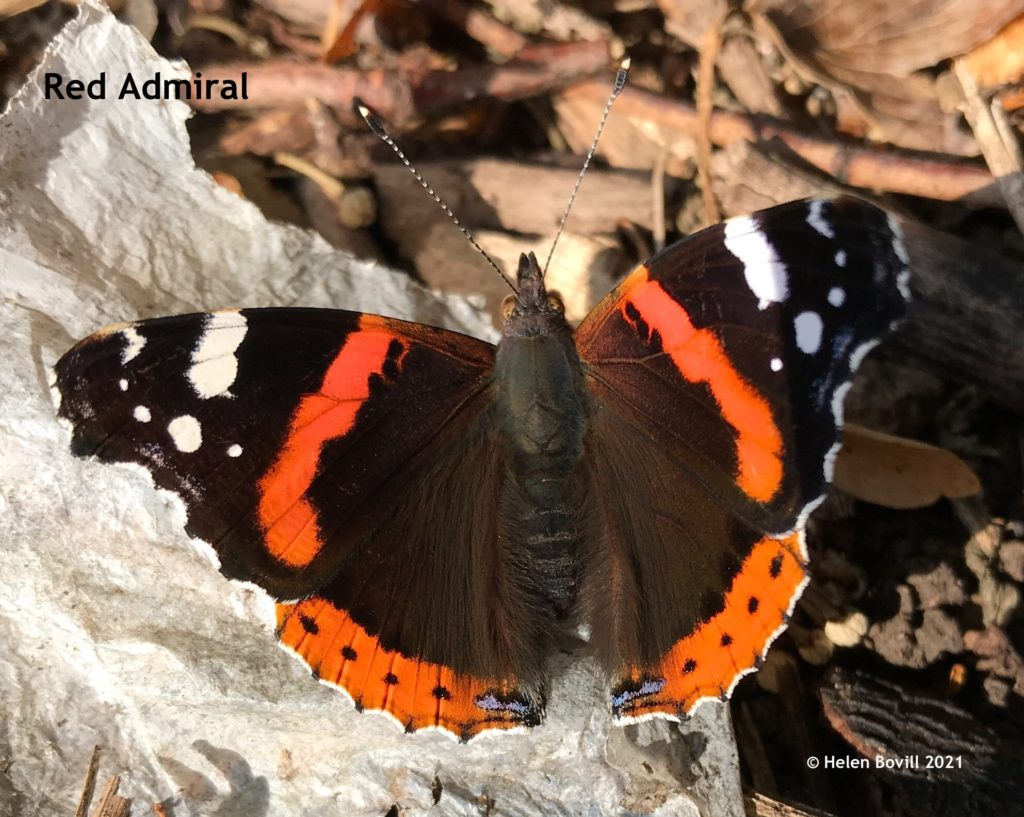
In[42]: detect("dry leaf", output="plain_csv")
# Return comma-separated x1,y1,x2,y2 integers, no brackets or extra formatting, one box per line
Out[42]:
752,0,1024,76
750,0,1024,152
833,423,981,509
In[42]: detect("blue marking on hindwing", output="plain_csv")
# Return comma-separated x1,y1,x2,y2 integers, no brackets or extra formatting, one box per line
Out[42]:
611,678,666,709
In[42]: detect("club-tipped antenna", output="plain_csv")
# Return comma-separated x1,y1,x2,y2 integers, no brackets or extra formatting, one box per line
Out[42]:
357,102,516,294
542,57,631,278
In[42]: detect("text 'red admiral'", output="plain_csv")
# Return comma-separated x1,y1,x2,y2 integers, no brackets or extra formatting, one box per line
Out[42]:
42,71,248,102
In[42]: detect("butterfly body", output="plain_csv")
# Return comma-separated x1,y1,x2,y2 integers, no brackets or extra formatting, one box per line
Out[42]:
53,197,910,740
495,252,588,615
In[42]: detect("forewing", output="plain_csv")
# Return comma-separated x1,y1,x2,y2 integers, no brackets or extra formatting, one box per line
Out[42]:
575,197,909,719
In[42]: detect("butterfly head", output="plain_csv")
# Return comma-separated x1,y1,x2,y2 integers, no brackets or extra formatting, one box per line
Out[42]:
501,252,567,338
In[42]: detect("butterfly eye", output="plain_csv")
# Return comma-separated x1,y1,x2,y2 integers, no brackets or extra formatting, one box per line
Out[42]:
546,292,565,313
501,294,517,320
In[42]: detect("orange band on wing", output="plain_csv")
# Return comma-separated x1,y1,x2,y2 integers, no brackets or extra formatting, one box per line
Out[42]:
276,599,538,739
613,531,806,719
624,272,783,502
257,315,405,567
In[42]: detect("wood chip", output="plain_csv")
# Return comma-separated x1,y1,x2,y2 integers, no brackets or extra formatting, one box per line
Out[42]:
823,612,868,648
821,668,1024,813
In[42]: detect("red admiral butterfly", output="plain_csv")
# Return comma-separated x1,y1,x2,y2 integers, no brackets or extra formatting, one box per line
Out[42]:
52,192,909,740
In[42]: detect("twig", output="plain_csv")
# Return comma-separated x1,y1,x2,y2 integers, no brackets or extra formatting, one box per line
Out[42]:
744,791,837,817
560,81,1001,205
696,10,729,225
953,58,1024,235
323,0,381,63
413,40,612,114
651,144,667,252
422,0,529,59
74,745,102,817
192,40,611,126
274,152,344,200
183,14,270,57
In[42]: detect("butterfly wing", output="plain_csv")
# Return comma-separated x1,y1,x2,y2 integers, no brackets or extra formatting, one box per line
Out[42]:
54,308,542,739
574,197,909,719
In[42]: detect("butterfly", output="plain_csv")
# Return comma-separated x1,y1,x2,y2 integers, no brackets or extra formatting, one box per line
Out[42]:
52,195,909,741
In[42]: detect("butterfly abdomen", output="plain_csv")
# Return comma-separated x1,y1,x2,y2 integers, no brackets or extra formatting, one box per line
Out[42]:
495,322,588,612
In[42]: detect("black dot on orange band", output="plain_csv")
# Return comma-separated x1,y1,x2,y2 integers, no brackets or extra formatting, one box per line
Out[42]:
682,658,697,674
720,633,733,647
384,672,399,685
298,614,319,635
748,596,760,614
387,338,404,360
433,685,451,700
769,554,784,578
341,645,358,660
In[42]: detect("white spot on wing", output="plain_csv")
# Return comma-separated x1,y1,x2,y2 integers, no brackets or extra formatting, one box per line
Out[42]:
770,357,783,372
827,287,846,307
227,444,242,458
887,214,913,301
835,250,847,267
794,311,824,354
134,405,152,423
887,214,910,265
822,381,853,483
49,368,62,412
188,310,248,399
807,200,835,238
897,268,911,301
849,337,880,374
121,327,145,363
168,414,202,452
119,378,128,391
724,216,788,310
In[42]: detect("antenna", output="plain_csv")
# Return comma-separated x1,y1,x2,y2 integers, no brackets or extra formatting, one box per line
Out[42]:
356,102,517,293
542,57,631,278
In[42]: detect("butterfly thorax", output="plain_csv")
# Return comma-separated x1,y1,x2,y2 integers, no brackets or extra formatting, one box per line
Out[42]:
494,253,588,611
